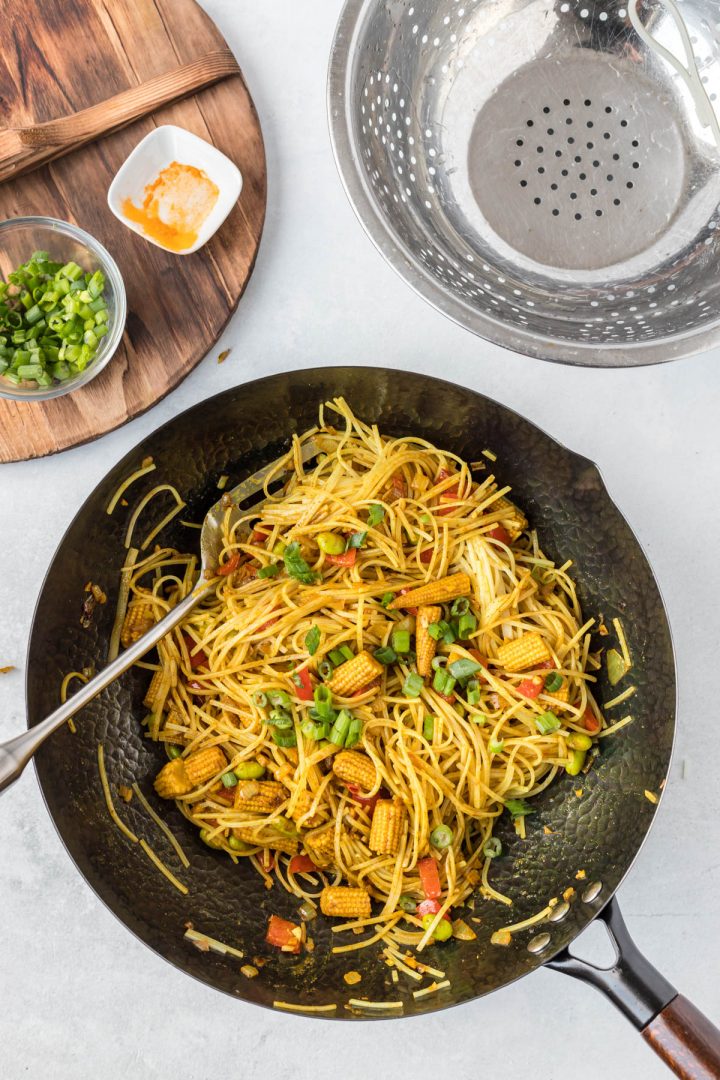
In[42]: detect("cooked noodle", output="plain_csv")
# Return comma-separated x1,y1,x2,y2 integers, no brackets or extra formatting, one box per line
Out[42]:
121,399,604,941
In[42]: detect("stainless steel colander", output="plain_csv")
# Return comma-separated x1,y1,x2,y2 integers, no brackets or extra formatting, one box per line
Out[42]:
328,0,720,366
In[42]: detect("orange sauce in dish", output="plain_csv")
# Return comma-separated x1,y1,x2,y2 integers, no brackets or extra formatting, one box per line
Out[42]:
121,161,220,252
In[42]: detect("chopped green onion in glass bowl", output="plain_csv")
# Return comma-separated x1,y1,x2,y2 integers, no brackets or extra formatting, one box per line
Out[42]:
0,217,126,401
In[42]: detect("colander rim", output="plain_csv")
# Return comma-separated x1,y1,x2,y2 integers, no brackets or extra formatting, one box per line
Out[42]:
326,0,720,368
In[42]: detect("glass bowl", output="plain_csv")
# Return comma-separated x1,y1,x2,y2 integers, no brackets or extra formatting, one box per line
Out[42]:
0,217,126,401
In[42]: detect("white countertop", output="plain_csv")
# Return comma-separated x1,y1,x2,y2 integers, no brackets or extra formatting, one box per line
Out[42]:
1,2,719,1077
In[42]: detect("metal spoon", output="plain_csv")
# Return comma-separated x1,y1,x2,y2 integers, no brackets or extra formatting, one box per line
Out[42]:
0,438,319,795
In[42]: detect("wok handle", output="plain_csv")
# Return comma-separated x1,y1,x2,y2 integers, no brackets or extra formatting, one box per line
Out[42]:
0,587,205,796
547,896,720,1079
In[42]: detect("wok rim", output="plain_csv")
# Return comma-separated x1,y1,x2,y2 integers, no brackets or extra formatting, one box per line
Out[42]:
24,365,678,1018
326,0,719,369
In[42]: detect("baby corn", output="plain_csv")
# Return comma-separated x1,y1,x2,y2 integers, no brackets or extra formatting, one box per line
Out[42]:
329,649,384,697
120,600,156,647
416,605,441,677
233,826,298,856
388,573,471,610
234,780,287,814
154,745,227,798
496,631,552,672
291,789,325,828
369,799,405,855
320,886,372,918
333,750,377,792
493,495,528,540
305,827,337,868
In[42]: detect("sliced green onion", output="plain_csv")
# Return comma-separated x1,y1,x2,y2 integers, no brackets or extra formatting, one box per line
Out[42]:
272,728,297,748
451,597,470,616
432,667,450,693
267,690,291,708
427,621,445,641
535,710,561,735
344,716,363,748
397,894,417,913
257,563,280,579
374,645,397,665
466,679,481,706
431,655,447,671
448,658,483,681
167,744,182,759
442,624,456,645
301,718,329,741
329,649,346,667
367,504,385,527
221,771,238,788
403,672,424,698
488,740,505,754
328,709,352,746
544,671,563,693
268,710,294,730
430,824,453,849
392,629,411,654
423,715,434,740
472,713,487,726
380,592,394,608
252,691,267,708
505,798,535,819
457,612,477,639
339,645,355,662
313,685,334,718
483,836,502,858
318,659,334,681
305,624,321,656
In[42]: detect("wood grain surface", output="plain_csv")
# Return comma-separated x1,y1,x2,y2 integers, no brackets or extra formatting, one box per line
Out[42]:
643,995,720,1079
0,0,266,463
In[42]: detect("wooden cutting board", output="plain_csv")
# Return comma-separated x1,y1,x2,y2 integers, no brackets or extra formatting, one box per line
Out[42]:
0,0,266,463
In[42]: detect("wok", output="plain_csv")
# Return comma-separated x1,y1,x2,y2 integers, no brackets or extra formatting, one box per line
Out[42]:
24,368,720,1076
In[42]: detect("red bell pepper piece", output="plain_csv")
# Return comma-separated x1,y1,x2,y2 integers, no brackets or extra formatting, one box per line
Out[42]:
419,547,434,564
250,528,268,545
182,633,208,670
293,666,314,701
418,856,442,899
288,854,316,875
391,472,407,501
487,525,510,545
347,784,389,814
217,552,241,576
214,786,235,805
517,676,544,699
582,706,601,734
438,691,456,704
326,548,357,568
265,914,301,953
352,676,382,698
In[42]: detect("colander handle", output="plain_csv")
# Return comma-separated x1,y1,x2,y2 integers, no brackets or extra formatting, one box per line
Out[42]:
548,896,720,1079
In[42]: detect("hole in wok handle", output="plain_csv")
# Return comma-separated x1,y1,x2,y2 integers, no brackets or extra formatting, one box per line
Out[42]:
545,895,676,1029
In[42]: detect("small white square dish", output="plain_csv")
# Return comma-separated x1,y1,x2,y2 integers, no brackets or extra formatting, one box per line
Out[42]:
107,125,242,255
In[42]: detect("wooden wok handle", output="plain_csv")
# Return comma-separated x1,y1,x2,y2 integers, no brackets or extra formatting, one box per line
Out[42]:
643,995,720,1079
0,48,240,184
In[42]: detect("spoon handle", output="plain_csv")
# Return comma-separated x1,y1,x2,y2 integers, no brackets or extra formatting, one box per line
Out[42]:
0,587,205,795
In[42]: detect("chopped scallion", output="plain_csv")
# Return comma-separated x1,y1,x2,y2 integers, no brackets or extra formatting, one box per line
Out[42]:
403,673,424,698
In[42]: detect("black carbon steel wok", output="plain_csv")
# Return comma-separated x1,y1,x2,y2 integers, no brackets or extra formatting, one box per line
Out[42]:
25,368,720,1076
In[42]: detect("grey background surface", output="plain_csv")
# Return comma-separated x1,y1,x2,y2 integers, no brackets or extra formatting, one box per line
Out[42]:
0,2,718,1078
